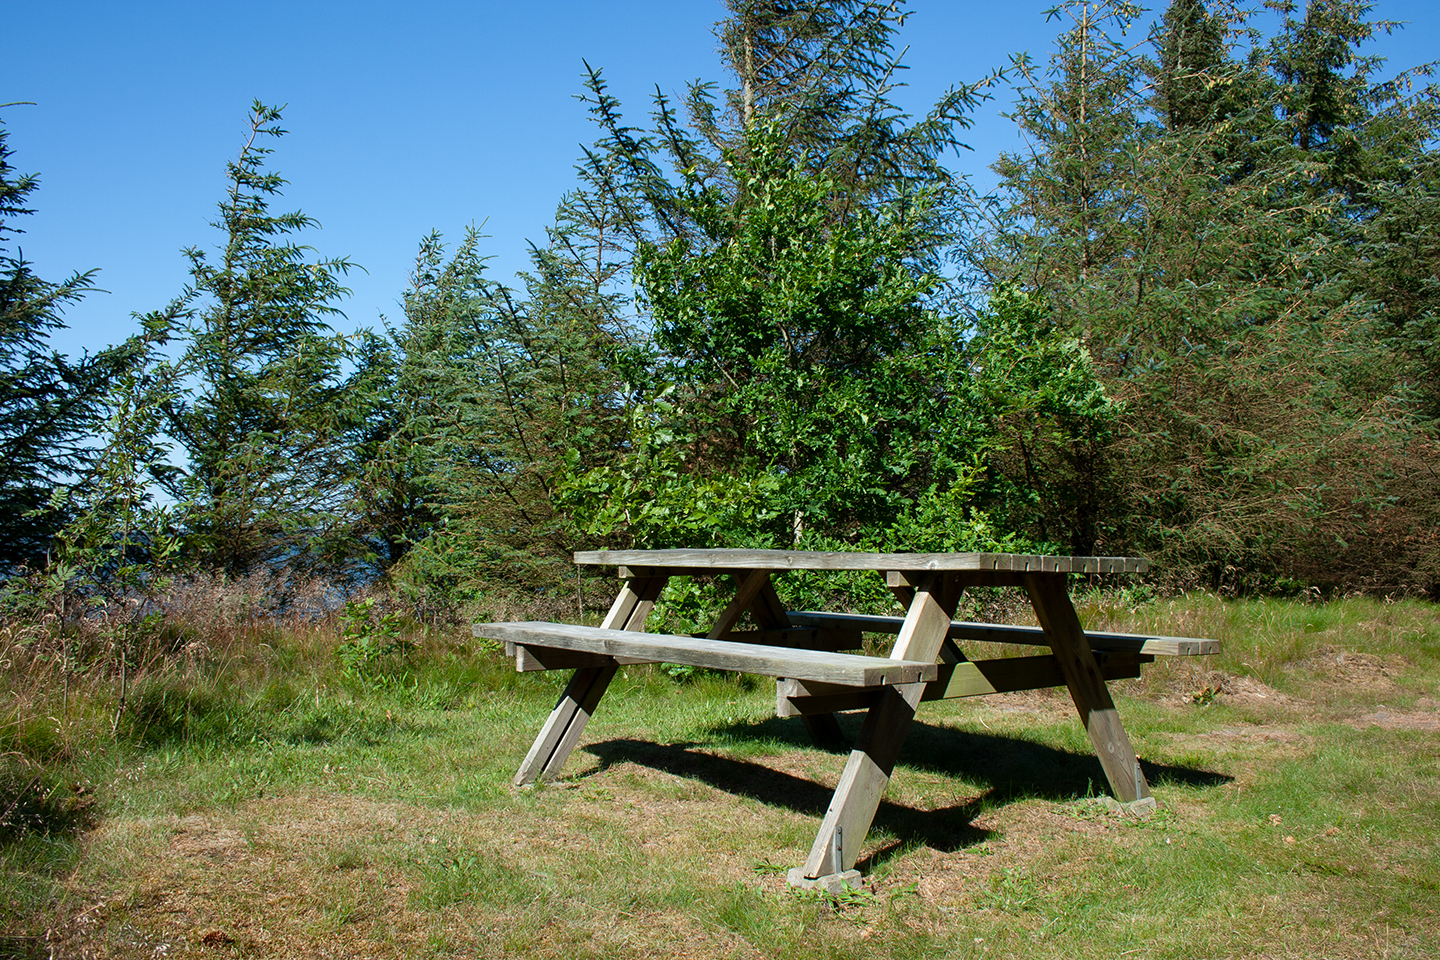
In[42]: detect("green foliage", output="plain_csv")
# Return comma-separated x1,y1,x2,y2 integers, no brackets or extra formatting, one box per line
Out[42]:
368,224,630,607
6,0,1440,612
968,0,1440,590
160,101,358,577
43,312,184,612
558,387,788,550
565,123,989,553
0,112,143,569
335,597,412,677
969,284,1123,553
641,127,934,385
1156,0,1230,130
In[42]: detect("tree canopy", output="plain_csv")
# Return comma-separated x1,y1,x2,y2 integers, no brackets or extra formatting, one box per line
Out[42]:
7,0,1440,605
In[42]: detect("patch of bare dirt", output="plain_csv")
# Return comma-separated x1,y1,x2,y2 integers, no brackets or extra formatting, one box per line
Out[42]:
976,689,1072,716
1302,647,1408,692
1347,698,1440,732
859,795,1165,911
58,796,465,958
1199,725,1305,744
590,907,764,958
169,815,250,862
1173,670,1307,709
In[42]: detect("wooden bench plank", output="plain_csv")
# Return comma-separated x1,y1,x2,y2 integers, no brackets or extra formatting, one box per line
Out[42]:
507,642,649,672
703,628,863,650
785,611,1218,656
507,627,861,672
474,621,938,687
776,651,1148,716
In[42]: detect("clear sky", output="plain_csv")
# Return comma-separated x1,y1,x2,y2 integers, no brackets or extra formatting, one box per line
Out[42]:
5,1,1438,360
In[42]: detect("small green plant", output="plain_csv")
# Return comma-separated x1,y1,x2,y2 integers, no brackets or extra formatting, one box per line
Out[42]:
829,880,879,910
1188,683,1220,706
986,869,1040,914
660,662,698,681
335,598,412,676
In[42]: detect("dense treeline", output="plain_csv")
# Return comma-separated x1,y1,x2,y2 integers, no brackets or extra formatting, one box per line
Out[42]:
3,0,1438,623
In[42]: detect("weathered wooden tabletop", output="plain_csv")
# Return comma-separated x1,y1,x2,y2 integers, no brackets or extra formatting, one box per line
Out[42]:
574,548,1149,574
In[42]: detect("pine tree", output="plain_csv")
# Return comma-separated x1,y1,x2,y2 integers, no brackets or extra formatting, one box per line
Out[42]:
161,102,356,576
711,0,978,203
361,223,631,605
974,0,1440,586
0,112,140,569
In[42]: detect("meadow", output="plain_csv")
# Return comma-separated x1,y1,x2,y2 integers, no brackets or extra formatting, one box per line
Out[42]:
2,584,1436,959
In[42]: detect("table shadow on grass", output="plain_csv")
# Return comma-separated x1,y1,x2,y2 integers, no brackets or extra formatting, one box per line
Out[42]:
584,736,994,865
710,714,1231,794
583,720,1228,870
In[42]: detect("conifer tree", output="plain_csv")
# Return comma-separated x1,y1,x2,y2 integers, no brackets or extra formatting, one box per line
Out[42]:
0,112,140,569
1156,0,1229,129
359,222,632,604
160,102,356,576
973,0,1440,586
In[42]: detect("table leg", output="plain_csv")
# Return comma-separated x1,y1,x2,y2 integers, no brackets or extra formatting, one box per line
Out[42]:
792,572,962,886
513,573,668,786
742,573,846,748
1023,573,1150,802
708,569,771,639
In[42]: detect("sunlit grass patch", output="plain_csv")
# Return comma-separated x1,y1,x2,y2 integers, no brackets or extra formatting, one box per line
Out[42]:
1,592,1435,957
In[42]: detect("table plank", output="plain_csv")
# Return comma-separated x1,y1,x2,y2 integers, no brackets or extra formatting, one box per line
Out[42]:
580,549,1148,574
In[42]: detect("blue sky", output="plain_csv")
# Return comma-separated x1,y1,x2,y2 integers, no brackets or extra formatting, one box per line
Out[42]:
4,1,1438,359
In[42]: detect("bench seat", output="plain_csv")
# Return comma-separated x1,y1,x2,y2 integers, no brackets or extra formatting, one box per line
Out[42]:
473,621,938,687
785,611,1218,656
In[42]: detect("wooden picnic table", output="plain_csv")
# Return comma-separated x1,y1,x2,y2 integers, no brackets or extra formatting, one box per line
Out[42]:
473,549,1217,892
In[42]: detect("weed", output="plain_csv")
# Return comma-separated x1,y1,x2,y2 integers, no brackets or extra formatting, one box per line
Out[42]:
336,597,413,676
986,869,1041,914
829,880,880,910
1188,684,1220,706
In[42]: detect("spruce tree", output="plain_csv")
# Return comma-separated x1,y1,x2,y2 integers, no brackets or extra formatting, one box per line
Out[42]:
974,0,1440,587
1156,0,1228,130
0,112,139,569
359,222,631,604
161,102,356,576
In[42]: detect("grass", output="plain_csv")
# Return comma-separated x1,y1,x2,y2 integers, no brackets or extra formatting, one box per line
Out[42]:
1,589,1437,958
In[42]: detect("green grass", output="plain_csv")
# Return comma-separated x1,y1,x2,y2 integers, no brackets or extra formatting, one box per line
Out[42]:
2,593,1438,957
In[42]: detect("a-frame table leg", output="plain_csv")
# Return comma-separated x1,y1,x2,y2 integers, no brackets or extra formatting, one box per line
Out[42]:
1023,572,1150,802
790,572,963,888
513,572,668,786
744,574,846,748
